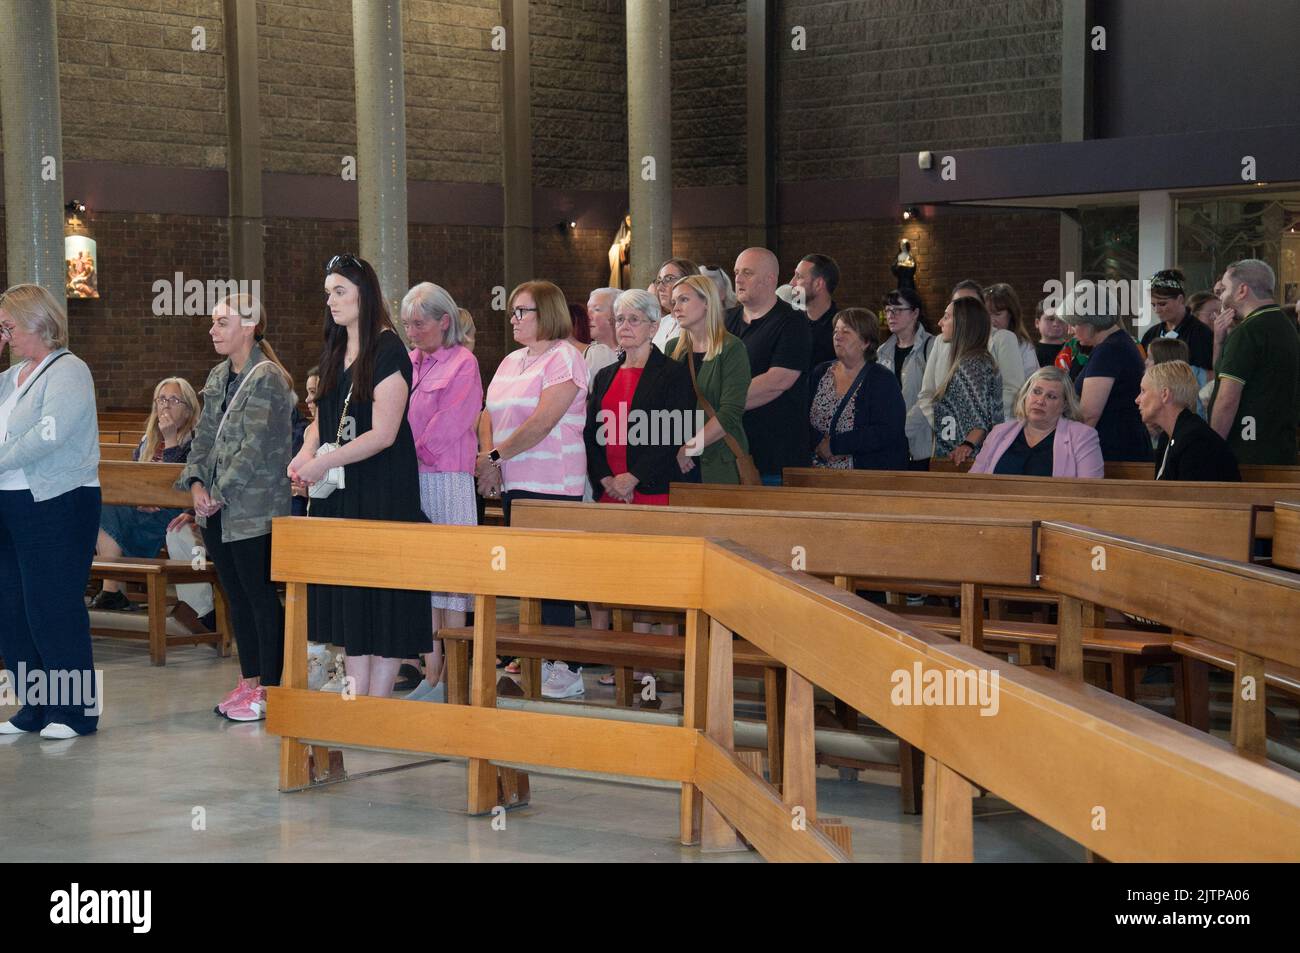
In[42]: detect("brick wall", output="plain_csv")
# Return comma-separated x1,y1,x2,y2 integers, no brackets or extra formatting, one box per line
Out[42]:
775,0,1063,181
57,0,227,169
672,0,747,188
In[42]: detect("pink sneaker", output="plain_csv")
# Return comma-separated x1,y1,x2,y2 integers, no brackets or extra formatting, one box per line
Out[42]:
225,686,267,722
214,681,254,715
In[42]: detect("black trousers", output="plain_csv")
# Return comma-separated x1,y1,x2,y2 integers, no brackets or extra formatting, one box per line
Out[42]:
201,511,284,686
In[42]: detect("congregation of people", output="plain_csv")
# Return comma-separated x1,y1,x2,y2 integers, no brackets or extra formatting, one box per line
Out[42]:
1,250,1297,734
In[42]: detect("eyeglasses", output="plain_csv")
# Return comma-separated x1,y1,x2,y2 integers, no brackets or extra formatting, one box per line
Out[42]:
154,396,185,407
884,306,916,315
510,306,539,321
614,315,653,327
326,253,362,273
0,321,14,339
653,275,684,287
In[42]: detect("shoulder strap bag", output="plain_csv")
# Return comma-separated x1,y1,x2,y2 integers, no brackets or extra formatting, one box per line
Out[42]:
686,348,761,486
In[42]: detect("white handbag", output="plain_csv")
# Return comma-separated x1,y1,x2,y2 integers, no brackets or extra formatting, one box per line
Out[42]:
308,386,351,500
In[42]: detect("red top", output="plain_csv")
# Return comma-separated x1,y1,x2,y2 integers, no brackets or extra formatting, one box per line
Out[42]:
598,367,669,506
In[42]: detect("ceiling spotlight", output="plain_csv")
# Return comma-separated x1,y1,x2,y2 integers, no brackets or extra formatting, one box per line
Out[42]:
569,221,577,228
902,206,919,222
65,199,87,217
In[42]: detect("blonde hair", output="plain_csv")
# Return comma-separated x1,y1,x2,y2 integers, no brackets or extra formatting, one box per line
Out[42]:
0,284,68,349
669,275,727,361
457,308,476,352
1013,366,1081,421
214,293,294,390
509,280,572,342
140,377,201,462
1143,360,1200,411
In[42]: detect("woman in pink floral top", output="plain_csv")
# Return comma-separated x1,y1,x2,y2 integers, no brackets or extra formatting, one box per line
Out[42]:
477,280,588,699
401,282,483,702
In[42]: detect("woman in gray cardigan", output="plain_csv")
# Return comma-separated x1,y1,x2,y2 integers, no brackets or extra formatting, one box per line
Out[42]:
876,288,936,470
177,294,295,722
0,285,102,739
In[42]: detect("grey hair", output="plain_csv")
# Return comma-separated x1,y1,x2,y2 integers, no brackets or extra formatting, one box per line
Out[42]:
1069,308,1118,330
699,266,737,308
401,282,466,347
1226,259,1276,299
614,289,661,326
1014,366,1081,421
588,287,620,307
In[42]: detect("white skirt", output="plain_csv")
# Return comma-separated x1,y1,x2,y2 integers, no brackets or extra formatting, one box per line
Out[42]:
419,471,476,612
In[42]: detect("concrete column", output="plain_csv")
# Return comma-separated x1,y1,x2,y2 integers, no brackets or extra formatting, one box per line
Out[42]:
745,0,776,252
352,0,409,327
1137,190,1175,332
626,0,671,290
500,0,533,296
1058,0,1092,287
0,0,66,309
224,0,263,289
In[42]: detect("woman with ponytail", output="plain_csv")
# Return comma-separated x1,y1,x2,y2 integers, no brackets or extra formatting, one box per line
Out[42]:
175,293,295,721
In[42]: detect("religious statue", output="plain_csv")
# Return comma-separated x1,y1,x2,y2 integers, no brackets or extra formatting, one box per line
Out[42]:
891,239,917,291
608,212,631,289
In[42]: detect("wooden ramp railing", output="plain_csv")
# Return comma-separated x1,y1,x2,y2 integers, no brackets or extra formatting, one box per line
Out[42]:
266,517,1300,862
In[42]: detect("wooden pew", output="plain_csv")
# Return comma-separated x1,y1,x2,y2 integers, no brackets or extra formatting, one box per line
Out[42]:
265,518,1300,861
1038,521,1300,757
95,461,232,664
1106,461,1300,483
99,442,138,462
1275,502,1300,572
671,483,1262,562
782,468,1299,535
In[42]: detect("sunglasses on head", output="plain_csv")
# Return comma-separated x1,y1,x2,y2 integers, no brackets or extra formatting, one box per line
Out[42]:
326,253,363,273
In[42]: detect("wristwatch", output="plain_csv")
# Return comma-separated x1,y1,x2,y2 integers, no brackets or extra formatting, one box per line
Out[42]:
959,440,978,452
487,448,502,464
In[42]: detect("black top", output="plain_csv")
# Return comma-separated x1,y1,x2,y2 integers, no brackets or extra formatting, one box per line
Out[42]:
1155,408,1241,482
806,301,839,371
1075,330,1150,462
1035,341,1065,368
584,345,696,495
892,344,914,386
308,329,432,658
725,299,813,476
1140,308,1215,372
993,427,1055,476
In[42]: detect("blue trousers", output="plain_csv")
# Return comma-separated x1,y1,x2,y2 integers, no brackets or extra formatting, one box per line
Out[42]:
0,486,102,734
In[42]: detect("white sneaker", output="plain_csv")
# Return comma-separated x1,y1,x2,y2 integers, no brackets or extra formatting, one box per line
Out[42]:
319,652,347,692
0,721,31,735
541,660,555,682
541,662,584,699
39,723,78,740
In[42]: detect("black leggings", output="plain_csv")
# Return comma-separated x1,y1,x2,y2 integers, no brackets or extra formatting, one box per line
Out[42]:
202,512,284,686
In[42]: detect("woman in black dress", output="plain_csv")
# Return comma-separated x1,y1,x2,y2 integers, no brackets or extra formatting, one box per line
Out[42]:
287,254,431,697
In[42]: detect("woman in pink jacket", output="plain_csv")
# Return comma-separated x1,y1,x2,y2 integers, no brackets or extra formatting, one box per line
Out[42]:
401,282,484,701
971,366,1104,477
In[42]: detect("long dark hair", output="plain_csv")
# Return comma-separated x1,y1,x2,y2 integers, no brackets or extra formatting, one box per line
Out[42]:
938,297,993,399
317,254,393,402
885,287,933,333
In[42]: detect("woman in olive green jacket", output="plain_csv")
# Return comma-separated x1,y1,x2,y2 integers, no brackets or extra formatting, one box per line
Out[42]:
665,274,752,484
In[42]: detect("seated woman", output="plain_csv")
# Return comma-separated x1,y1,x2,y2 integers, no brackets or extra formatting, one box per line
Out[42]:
807,308,907,470
971,367,1103,477
90,377,201,610
1136,360,1240,482
584,289,694,505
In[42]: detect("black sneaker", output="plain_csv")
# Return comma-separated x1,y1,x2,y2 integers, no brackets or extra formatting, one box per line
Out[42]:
392,663,423,693
90,590,132,611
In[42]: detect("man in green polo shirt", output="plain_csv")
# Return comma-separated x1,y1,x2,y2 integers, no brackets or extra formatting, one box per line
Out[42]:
1209,259,1300,465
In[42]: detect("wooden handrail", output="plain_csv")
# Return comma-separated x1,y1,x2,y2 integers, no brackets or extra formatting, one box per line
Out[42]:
265,518,1300,862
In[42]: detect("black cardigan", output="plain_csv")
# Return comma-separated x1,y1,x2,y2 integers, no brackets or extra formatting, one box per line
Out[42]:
584,346,696,496
807,360,909,470
1155,408,1241,482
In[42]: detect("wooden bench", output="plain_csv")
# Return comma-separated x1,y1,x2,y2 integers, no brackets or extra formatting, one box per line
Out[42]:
670,482,1263,562
1275,502,1300,572
89,557,231,665
1038,521,1300,757
99,442,138,462
96,461,233,664
1105,461,1300,482
781,468,1296,543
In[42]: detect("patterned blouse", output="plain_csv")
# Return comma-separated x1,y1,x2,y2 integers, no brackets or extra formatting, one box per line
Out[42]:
933,355,1003,459
808,365,857,469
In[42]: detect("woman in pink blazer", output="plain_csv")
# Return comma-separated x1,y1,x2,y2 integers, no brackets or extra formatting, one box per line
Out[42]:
971,366,1105,477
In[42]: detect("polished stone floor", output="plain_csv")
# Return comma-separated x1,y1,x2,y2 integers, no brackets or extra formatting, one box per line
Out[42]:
0,637,1084,863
